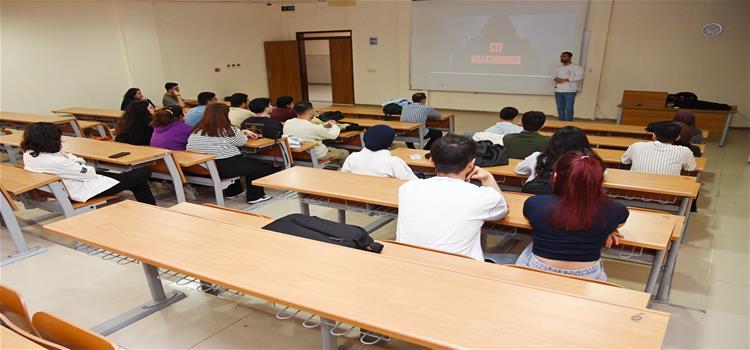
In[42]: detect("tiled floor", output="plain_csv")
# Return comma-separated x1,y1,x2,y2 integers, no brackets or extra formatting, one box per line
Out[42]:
1,109,748,349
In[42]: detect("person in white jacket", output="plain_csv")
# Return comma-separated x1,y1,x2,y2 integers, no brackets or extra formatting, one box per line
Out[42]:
283,101,348,162
341,125,418,181
21,122,156,204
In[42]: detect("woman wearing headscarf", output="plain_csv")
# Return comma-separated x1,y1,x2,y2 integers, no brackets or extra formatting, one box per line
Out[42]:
673,110,703,144
341,125,418,180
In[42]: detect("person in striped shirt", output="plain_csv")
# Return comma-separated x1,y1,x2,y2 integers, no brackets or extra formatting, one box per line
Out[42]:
621,122,696,175
399,92,442,150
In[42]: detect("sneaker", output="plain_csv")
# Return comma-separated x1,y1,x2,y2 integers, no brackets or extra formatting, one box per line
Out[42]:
247,194,273,204
224,190,246,200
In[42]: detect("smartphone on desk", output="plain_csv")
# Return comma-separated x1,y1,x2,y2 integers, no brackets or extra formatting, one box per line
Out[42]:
108,152,131,159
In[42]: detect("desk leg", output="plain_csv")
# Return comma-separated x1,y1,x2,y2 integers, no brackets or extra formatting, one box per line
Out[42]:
2,145,19,163
95,125,108,138
299,197,310,216
92,263,186,336
449,116,455,134
645,249,666,296
205,160,225,207
47,182,76,218
615,107,623,124
0,194,46,267
310,151,320,168
162,154,186,203
337,210,346,224
719,112,733,147
68,120,84,137
655,197,692,301
320,317,338,350
278,142,292,169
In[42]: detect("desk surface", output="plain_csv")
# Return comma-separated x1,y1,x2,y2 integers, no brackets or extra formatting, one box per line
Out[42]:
320,104,453,121
340,118,420,131
171,151,214,167
1,326,46,350
168,202,652,309
244,138,277,149
543,119,709,140
254,167,676,250
390,148,700,198
0,111,74,124
52,107,122,119
76,120,106,130
44,200,668,348
0,164,60,195
289,141,319,153
618,103,737,114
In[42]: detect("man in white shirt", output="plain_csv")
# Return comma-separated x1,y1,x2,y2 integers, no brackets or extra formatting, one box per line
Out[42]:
228,93,253,127
621,122,696,175
553,51,584,121
283,101,349,162
341,125,417,180
397,135,509,261
483,106,523,136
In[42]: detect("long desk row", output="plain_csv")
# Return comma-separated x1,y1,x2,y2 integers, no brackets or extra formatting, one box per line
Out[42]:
42,200,670,348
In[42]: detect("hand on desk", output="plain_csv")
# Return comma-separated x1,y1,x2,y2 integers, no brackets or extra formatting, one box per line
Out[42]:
243,130,260,139
606,230,625,249
323,120,336,128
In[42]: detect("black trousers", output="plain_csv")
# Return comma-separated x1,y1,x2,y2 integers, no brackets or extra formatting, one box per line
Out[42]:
214,155,276,201
406,128,443,150
94,167,156,205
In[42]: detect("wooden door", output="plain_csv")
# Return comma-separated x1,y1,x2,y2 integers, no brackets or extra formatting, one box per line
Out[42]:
329,38,355,104
264,41,303,103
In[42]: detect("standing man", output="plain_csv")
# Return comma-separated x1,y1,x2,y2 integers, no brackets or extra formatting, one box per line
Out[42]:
162,82,186,108
553,52,583,121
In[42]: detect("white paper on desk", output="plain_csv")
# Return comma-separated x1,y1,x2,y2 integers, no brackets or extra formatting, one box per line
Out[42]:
410,154,422,160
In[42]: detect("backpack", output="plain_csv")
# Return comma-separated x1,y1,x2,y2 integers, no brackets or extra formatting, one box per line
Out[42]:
240,116,283,139
262,214,383,253
522,176,553,195
383,103,402,116
474,140,509,167
318,111,345,122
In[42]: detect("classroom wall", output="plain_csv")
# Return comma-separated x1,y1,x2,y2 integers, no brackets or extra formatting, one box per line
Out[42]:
2,0,748,127
305,40,331,84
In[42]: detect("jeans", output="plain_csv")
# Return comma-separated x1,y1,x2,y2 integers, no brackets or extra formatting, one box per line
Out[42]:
554,92,576,121
214,155,276,201
406,128,442,150
96,167,156,205
515,243,608,281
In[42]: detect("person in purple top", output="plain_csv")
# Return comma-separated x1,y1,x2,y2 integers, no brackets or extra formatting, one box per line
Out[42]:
150,105,193,150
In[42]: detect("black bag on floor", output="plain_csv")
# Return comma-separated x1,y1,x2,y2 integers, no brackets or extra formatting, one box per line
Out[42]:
241,116,283,139
474,140,509,167
262,214,383,253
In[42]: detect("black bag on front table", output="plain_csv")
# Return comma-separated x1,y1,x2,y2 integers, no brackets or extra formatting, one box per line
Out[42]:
474,140,509,167
318,111,345,122
241,117,283,139
522,176,553,195
262,214,383,253
341,122,364,131
382,103,402,116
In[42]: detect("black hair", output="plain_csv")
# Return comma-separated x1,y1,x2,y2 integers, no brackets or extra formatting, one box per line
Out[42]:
117,99,151,135
654,122,681,143
197,91,216,105
431,135,477,174
521,111,546,132
230,93,248,107
123,88,140,100
164,82,178,91
249,97,272,114
21,122,62,157
535,126,591,179
276,96,294,108
562,51,573,57
412,92,427,103
293,101,314,115
499,107,519,120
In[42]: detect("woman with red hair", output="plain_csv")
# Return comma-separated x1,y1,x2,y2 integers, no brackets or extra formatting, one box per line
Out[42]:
515,150,628,280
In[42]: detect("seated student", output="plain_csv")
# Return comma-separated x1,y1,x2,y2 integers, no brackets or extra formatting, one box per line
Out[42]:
515,126,591,194
150,105,192,151
241,97,283,138
673,121,702,157
516,150,627,281
187,104,274,204
400,92,442,150
341,125,418,180
21,123,156,205
483,106,523,136
673,110,703,144
396,135,509,261
270,95,296,123
185,92,217,127
283,101,349,162
115,100,154,146
228,93,253,127
121,87,155,111
502,111,550,159
162,82,186,107
621,122,696,175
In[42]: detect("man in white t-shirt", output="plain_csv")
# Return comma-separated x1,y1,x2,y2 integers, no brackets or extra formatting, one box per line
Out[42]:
396,135,509,261
553,51,584,121
341,125,417,180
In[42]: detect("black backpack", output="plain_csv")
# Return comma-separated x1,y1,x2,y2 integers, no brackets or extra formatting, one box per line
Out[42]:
474,140,509,167
522,177,553,195
383,103,402,116
240,116,283,139
318,111,345,122
262,214,384,253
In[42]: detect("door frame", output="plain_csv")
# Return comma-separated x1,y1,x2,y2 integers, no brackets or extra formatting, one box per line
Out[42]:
296,30,354,104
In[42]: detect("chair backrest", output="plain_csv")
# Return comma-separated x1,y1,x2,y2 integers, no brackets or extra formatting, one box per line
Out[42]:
506,265,625,288
32,311,116,350
0,314,65,350
0,284,37,335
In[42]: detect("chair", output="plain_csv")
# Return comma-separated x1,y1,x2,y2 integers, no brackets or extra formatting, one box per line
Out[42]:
0,314,65,350
0,284,37,335
506,264,625,288
32,311,116,350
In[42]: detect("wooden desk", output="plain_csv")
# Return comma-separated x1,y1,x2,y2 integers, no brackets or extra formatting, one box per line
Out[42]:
44,200,669,348
319,104,455,133
1,326,46,349
0,111,84,137
340,118,424,149
168,202,652,309
240,138,293,169
330,130,363,151
76,120,109,138
52,107,122,127
542,119,708,141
